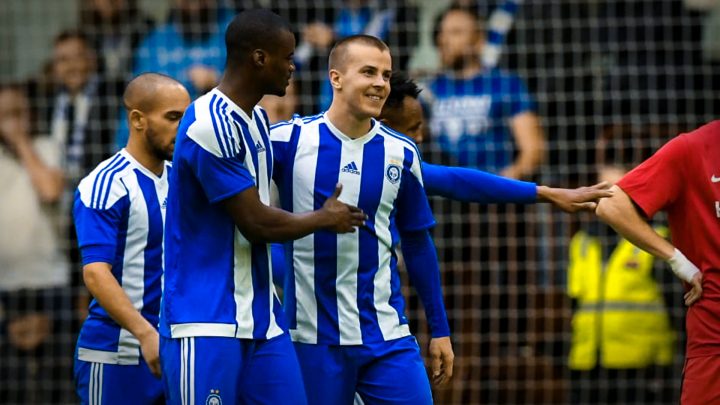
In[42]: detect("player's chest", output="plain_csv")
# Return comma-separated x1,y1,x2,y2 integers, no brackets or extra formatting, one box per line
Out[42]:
292,138,406,203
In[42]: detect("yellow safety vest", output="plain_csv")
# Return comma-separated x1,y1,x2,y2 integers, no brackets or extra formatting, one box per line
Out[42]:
567,229,675,370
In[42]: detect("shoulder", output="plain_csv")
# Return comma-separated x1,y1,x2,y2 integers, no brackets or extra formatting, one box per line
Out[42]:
269,114,309,140
272,113,325,139
183,92,240,158
77,152,133,210
685,120,720,145
377,123,422,159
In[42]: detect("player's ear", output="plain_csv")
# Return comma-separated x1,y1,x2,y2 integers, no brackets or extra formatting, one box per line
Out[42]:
129,109,146,131
252,49,266,67
329,69,342,90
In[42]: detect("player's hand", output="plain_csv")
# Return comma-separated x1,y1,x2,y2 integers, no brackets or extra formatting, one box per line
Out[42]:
537,182,614,213
428,336,454,386
138,329,161,378
321,183,366,233
684,272,703,306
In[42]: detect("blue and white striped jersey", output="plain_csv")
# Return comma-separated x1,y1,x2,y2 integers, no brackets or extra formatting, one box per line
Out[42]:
74,149,169,365
271,114,435,345
160,89,285,341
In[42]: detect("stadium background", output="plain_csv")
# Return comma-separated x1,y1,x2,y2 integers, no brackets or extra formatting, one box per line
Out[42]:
1,0,719,403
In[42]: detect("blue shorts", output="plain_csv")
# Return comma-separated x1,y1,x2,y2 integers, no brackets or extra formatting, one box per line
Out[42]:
160,333,307,405
294,335,432,405
74,357,163,405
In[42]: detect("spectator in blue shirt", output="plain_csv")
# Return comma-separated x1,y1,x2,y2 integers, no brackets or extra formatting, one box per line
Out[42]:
424,5,545,178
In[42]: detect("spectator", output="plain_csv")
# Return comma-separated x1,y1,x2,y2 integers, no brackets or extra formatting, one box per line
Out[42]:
80,0,154,80
133,0,233,98
48,29,125,328
424,5,544,176
0,84,72,403
49,29,124,184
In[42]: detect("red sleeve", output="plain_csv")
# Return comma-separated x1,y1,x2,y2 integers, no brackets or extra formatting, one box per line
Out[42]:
616,135,688,219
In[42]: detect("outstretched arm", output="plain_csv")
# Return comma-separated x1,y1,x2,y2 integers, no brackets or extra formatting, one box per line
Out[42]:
596,185,702,305
422,162,536,203
422,162,612,212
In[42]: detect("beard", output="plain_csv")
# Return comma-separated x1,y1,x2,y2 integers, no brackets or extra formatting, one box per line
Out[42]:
443,53,475,72
146,126,173,162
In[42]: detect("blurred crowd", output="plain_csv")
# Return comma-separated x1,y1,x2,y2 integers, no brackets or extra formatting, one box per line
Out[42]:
1,0,719,403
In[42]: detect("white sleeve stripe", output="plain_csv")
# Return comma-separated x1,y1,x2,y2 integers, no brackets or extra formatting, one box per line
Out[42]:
209,95,231,158
90,154,124,209
93,159,130,210
220,103,239,156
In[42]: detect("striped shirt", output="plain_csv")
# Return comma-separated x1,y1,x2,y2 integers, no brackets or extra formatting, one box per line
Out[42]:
74,149,169,364
271,114,435,345
160,88,284,341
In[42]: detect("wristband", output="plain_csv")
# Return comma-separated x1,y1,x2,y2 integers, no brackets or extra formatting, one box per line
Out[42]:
667,248,700,283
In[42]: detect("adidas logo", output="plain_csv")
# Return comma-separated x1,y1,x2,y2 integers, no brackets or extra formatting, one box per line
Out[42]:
341,161,360,175
161,198,168,209
255,141,266,153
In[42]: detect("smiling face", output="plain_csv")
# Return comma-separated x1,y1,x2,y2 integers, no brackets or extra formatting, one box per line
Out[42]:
330,42,392,119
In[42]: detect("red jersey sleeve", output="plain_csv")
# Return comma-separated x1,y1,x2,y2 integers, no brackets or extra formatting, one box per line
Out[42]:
616,135,688,219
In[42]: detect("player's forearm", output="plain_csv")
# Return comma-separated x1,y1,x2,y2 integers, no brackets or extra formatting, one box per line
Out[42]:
400,229,450,338
83,262,156,340
422,162,536,203
223,188,333,243
595,185,675,260
234,203,334,243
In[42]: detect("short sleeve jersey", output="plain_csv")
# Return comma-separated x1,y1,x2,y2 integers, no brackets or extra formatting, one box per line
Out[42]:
160,89,285,341
617,120,720,357
73,149,169,364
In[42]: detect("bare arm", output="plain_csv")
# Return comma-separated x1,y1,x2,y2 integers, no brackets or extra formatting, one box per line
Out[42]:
596,185,702,305
595,185,674,259
502,112,546,179
83,262,160,376
221,183,365,244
